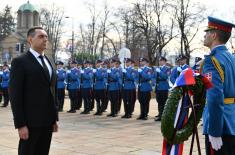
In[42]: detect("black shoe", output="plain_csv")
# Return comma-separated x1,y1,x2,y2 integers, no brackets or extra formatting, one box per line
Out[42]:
155,117,161,121
97,112,102,115
94,112,99,115
112,114,118,117
67,110,76,113
1,105,7,107
107,113,113,117
80,111,86,114
137,116,144,120
126,114,132,118
84,111,90,114
142,116,148,120
155,115,159,118
121,115,127,118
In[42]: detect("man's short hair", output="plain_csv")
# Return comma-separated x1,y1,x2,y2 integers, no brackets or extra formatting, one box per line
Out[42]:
211,29,231,44
27,26,44,38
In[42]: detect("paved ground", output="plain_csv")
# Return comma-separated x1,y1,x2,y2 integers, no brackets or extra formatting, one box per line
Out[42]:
0,97,205,155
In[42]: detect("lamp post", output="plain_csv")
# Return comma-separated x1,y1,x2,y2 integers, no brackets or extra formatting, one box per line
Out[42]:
65,16,74,60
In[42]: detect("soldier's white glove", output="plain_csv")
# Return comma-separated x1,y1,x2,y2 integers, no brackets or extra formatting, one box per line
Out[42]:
93,69,97,73
177,67,182,72
80,70,84,74
209,135,223,151
156,68,160,73
66,70,71,74
138,68,142,73
107,69,111,73
122,68,127,73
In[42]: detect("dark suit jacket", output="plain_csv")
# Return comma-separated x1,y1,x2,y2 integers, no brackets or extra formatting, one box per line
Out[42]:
9,51,58,129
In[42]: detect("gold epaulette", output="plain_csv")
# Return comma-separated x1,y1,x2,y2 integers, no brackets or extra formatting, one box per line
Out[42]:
211,56,224,83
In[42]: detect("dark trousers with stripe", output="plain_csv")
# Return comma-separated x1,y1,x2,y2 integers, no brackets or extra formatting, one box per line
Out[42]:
57,88,65,111
139,91,151,117
77,89,82,110
123,89,136,115
205,134,235,155
18,126,53,155
94,89,105,113
2,87,9,106
109,90,119,115
156,90,168,118
102,89,109,112
81,88,92,112
68,89,78,111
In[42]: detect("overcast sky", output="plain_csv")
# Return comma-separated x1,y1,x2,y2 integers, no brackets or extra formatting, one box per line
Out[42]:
1,0,235,56
1,0,235,23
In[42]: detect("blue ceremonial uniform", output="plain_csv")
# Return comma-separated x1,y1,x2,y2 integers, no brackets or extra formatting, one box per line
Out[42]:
66,68,80,90
153,65,171,91
107,67,121,116
57,68,66,89
108,68,120,91
56,68,66,111
1,69,10,88
170,64,189,85
94,68,107,90
153,65,171,120
138,66,153,119
66,67,80,112
1,69,10,107
81,67,93,89
139,66,153,92
81,67,93,113
93,67,107,115
122,66,138,117
123,67,137,90
202,45,235,137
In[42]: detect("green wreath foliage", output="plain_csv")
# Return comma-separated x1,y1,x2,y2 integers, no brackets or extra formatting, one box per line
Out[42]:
161,76,206,144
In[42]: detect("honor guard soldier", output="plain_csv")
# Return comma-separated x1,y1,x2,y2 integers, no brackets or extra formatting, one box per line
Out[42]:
137,58,152,120
192,57,202,73
170,56,180,85
66,60,80,113
116,60,123,113
102,60,109,112
1,63,10,107
80,60,93,114
56,61,66,112
170,55,189,85
202,16,235,155
93,59,107,115
107,59,121,117
153,56,171,121
76,62,83,110
122,58,137,118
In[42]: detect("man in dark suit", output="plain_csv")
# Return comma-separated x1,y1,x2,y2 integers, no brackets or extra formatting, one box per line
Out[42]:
9,26,58,155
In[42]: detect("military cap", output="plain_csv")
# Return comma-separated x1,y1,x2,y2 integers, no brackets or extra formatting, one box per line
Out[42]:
139,57,149,63
83,60,92,64
159,56,167,61
96,59,103,64
110,58,118,63
195,57,202,63
179,55,188,60
205,16,235,32
125,58,135,63
56,61,64,65
70,60,77,64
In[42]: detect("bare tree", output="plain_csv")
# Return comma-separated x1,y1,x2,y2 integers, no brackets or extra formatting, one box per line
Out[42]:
171,0,206,63
131,0,176,65
40,4,65,60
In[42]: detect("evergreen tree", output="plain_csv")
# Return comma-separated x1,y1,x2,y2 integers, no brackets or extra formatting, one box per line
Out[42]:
0,5,15,41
